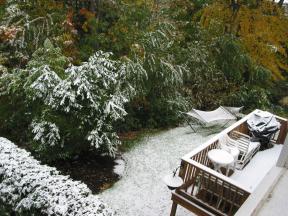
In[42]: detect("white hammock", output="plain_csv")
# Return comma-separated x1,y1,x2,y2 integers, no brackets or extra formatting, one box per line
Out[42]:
183,106,243,132
186,106,237,124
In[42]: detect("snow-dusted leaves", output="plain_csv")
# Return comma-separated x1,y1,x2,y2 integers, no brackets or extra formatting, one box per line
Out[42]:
28,65,61,102
0,48,144,157
25,51,133,155
31,121,60,147
0,137,114,216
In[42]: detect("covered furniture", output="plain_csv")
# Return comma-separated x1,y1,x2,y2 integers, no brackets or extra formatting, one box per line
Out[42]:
182,106,242,132
247,110,280,150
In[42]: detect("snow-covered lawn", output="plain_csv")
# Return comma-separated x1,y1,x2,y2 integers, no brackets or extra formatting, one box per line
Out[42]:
100,126,216,216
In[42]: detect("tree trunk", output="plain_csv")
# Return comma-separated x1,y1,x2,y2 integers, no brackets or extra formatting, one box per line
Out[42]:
278,0,284,6
89,0,98,13
230,0,240,12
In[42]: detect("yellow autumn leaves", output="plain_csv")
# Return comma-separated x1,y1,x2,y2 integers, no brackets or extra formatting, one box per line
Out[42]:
200,0,288,80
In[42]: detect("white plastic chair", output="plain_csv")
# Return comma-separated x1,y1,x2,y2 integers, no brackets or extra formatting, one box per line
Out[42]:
219,131,260,170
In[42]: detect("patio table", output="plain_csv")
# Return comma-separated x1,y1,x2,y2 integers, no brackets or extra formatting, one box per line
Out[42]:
208,149,234,176
223,146,240,169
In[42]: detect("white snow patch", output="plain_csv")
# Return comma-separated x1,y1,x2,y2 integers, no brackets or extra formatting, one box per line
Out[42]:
100,126,217,216
114,159,126,177
230,144,283,191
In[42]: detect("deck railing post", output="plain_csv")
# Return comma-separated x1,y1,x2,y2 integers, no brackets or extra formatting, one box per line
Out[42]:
276,119,288,144
170,201,178,216
276,132,288,168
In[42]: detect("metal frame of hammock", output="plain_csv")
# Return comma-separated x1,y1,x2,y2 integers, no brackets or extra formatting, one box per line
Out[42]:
181,106,243,132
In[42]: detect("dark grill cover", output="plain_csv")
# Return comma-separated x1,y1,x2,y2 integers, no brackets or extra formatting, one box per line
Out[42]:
247,111,280,149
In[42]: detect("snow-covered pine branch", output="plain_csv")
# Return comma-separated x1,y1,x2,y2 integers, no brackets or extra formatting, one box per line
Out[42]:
31,121,60,147
0,32,146,158
0,137,115,216
25,51,137,156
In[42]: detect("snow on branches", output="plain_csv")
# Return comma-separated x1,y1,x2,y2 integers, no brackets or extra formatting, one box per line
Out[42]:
26,51,133,156
0,137,115,216
31,121,60,147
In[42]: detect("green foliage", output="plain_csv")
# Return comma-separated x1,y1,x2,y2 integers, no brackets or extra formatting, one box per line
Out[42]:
119,23,187,130
213,35,272,85
0,0,287,163
0,0,70,70
166,7,275,111
180,40,230,109
0,41,66,148
0,203,11,216
137,23,184,96
225,85,271,110
12,0,66,51
249,65,271,86
0,1,5,19
75,5,119,60
0,40,141,160
213,35,251,83
106,1,152,56
27,39,69,75
169,0,212,21
76,0,152,60
270,80,288,107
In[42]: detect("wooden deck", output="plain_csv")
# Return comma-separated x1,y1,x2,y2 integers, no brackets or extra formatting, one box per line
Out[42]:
170,110,288,216
230,144,282,191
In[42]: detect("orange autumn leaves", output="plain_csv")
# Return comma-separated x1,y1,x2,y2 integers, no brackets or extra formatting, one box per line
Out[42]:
200,1,288,80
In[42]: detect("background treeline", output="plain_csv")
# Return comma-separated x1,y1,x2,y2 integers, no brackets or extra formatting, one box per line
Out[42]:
0,0,287,161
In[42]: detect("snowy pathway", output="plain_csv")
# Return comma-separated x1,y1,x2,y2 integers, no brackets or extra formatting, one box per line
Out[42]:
100,126,216,216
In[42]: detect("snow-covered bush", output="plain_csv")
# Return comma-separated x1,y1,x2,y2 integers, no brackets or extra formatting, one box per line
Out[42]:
27,51,132,157
0,137,115,216
0,45,139,160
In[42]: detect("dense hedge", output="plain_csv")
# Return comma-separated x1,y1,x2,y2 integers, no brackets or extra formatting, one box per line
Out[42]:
0,137,115,216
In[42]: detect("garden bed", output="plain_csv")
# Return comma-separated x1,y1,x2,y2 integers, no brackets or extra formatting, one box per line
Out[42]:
49,152,119,194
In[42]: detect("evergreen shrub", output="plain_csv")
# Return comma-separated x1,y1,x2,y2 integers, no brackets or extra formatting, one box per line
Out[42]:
0,41,141,160
0,137,114,216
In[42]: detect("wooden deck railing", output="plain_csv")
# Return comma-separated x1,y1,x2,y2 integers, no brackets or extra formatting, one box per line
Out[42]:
170,110,288,216
173,159,251,216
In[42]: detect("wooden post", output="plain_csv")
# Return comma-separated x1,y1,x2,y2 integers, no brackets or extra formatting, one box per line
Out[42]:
276,119,288,144
170,202,178,216
276,132,288,168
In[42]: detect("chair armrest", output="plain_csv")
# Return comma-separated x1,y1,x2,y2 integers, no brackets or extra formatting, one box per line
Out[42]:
230,131,251,140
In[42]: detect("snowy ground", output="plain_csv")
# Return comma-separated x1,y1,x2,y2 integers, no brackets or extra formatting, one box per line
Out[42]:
99,126,217,216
